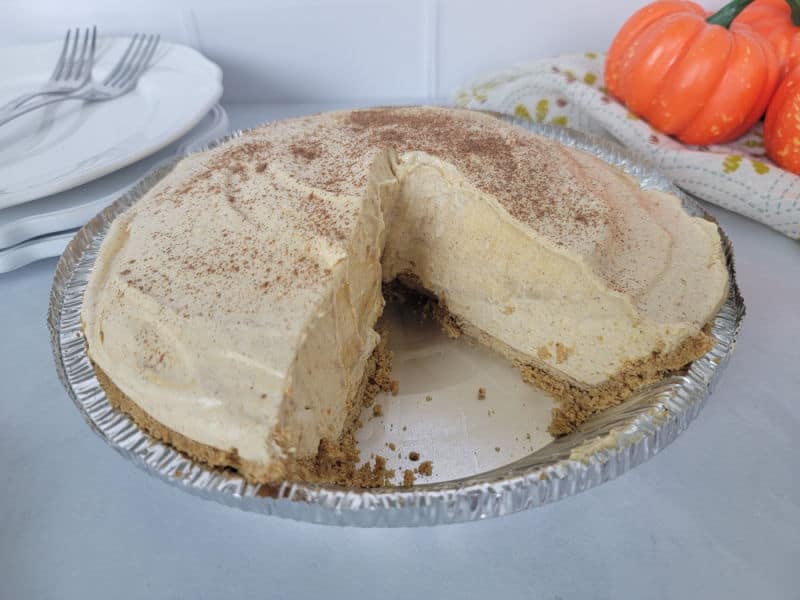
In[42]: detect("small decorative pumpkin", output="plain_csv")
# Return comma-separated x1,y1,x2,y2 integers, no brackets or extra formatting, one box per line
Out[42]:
764,64,800,173
735,0,800,78
605,0,780,145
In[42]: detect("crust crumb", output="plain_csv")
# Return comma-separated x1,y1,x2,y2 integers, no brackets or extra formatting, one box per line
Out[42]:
477,387,487,400
417,461,433,476
402,469,416,487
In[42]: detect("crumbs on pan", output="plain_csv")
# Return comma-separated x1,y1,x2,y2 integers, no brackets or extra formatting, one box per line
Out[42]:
403,469,415,487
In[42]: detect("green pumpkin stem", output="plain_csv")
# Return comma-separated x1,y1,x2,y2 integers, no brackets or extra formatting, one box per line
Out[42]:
786,0,800,26
706,0,755,28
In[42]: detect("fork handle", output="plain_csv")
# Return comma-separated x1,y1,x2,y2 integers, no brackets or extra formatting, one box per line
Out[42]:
0,92,84,128
1,89,83,112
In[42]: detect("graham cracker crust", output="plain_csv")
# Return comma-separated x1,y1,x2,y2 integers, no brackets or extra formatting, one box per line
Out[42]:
517,329,713,435
94,333,396,487
93,281,714,488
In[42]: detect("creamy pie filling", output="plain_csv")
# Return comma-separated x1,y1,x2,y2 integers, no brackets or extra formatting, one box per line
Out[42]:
81,107,728,479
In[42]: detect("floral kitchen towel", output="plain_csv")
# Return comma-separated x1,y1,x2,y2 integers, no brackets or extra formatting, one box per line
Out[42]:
455,52,800,240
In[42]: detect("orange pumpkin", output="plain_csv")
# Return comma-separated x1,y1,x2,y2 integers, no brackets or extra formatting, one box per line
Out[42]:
764,64,800,173
605,0,780,145
736,0,800,78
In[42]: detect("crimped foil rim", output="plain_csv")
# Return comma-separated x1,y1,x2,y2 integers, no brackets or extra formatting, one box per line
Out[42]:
47,113,744,527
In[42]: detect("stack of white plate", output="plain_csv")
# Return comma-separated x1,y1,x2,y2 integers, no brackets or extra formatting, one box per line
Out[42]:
0,37,226,273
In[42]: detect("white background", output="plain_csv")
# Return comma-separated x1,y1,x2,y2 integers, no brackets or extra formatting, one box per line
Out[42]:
4,0,716,102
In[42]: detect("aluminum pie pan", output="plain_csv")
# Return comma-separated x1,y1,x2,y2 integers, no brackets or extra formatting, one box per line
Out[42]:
47,113,744,527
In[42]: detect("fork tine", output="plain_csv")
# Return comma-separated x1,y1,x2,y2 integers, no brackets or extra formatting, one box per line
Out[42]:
108,34,148,88
79,26,97,81
51,29,71,81
79,25,97,81
115,35,159,90
141,34,160,71
103,34,140,86
89,26,97,69
72,28,90,82
64,28,81,80
131,35,159,83
128,34,160,87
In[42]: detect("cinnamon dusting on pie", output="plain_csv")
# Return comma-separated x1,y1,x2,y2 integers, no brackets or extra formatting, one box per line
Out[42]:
81,107,728,489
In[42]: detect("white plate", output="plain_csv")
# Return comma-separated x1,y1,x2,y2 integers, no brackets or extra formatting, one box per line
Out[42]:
0,105,229,273
0,105,229,250
0,37,222,209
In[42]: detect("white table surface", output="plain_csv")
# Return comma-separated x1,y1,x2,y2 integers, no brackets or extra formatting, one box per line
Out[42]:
1,102,798,600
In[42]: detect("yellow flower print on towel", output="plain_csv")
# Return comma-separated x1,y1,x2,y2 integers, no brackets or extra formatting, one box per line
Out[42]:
751,159,770,175
515,103,566,126
535,99,549,122
722,155,742,174
514,104,532,121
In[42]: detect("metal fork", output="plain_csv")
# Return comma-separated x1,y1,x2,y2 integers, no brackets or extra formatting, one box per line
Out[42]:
0,34,160,128
2,27,97,110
